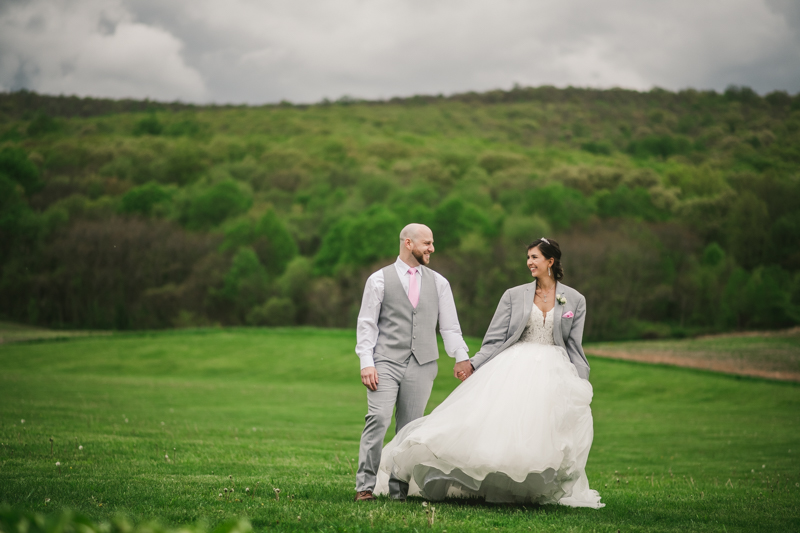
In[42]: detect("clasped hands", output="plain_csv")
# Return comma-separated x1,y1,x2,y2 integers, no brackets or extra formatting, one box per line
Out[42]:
360,360,474,390
454,360,473,382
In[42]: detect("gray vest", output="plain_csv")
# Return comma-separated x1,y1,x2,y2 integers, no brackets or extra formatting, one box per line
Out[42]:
373,264,440,365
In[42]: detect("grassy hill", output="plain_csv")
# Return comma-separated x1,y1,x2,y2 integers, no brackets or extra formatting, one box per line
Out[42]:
1,86,799,339
0,327,798,532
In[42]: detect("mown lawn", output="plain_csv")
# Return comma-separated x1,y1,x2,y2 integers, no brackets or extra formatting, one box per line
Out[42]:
1,328,798,532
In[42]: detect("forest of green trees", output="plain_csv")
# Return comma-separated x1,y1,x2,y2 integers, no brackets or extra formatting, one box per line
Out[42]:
1,85,799,340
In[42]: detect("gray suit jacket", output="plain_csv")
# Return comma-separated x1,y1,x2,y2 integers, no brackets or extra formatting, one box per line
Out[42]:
470,280,591,380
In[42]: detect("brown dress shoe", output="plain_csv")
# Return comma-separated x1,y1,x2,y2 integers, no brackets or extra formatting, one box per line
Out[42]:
354,490,376,502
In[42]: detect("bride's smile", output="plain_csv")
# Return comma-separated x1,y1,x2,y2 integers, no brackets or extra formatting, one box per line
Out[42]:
527,247,553,279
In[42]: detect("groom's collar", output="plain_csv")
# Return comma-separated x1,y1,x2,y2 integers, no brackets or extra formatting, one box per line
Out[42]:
395,256,424,274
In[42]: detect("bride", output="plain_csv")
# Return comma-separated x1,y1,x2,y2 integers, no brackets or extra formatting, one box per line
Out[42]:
374,238,604,508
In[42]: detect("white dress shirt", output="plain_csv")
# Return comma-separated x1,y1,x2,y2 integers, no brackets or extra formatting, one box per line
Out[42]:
356,257,470,369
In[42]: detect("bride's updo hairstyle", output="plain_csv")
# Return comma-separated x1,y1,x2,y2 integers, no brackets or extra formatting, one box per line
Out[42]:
528,238,564,282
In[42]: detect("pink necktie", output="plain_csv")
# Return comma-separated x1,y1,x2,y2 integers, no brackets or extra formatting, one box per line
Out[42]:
407,268,419,308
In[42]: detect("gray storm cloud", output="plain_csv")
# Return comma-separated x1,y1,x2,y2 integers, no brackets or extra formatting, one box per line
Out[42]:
1,0,798,104
0,0,207,100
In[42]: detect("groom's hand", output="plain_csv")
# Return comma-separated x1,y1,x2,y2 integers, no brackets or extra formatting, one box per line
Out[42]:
454,360,473,381
361,366,379,391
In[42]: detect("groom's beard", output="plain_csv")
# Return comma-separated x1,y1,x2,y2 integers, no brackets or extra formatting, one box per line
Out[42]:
412,248,430,265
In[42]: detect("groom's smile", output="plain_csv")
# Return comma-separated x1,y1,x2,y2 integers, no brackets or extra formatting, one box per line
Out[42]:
411,239,434,266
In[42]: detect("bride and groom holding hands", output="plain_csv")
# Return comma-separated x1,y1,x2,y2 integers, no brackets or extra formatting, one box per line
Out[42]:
353,223,604,508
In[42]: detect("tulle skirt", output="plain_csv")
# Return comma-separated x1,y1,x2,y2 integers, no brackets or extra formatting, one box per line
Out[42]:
374,341,604,508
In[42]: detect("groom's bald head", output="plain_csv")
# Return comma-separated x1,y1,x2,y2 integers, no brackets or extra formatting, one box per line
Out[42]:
399,223,430,244
399,223,434,266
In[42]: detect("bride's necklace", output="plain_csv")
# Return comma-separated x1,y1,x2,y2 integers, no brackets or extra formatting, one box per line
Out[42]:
536,284,555,302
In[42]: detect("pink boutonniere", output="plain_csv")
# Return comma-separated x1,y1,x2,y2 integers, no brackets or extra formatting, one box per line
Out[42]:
562,311,574,319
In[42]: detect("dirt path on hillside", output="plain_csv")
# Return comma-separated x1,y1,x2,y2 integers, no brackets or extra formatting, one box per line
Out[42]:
586,348,800,382
587,326,800,382
694,326,800,340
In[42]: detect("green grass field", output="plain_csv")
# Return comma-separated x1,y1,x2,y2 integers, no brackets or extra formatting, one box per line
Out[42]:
1,328,799,532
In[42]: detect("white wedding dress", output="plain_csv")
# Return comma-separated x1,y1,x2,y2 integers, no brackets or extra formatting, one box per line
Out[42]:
374,304,604,508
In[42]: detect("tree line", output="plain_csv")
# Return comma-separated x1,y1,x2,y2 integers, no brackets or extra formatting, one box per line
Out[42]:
1,85,798,340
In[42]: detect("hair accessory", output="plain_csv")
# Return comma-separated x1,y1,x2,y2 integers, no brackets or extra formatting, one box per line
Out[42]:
541,237,550,245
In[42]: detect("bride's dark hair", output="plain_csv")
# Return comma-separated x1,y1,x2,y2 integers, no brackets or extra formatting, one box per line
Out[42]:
527,238,564,282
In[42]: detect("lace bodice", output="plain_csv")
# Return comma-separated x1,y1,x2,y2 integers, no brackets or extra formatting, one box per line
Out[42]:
518,305,556,345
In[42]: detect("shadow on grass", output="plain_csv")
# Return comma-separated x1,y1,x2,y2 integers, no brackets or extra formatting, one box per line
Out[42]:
375,494,583,514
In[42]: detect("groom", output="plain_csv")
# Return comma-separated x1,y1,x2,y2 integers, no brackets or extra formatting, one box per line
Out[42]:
354,223,473,502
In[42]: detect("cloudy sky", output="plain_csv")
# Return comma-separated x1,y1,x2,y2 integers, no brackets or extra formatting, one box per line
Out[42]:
1,0,799,104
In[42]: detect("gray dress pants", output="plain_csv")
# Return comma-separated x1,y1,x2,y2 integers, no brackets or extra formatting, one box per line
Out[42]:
355,353,438,498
